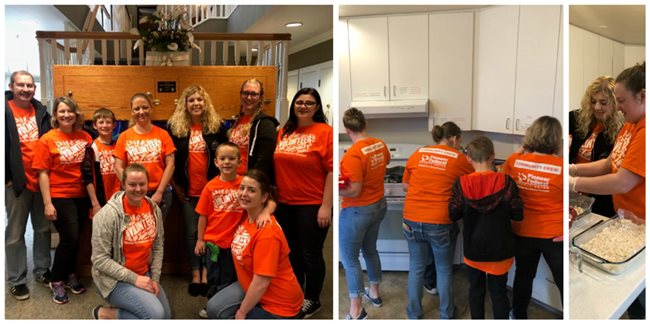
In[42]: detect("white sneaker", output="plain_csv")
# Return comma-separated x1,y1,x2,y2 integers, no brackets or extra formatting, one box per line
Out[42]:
424,284,438,295
199,308,207,319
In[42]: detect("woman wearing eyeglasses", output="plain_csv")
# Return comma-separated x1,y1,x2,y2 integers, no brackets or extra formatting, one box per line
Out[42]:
274,88,333,318
228,79,280,179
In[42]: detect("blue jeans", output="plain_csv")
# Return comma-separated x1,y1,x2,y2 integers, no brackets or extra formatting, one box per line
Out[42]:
5,187,51,286
206,281,289,319
180,197,201,270
107,280,172,319
403,219,454,319
339,198,387,298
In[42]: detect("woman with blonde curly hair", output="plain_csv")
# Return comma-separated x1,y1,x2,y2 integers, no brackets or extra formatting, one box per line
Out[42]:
569,76,624,216
168,84,228,297
228,78,279,180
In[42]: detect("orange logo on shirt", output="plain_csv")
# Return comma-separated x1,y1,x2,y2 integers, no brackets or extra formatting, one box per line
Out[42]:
125,139,162,164
98,149,116,175
55,139,87,164
189,129,206,153
276,133,317,156
577,132,598,161
15,115,39,143
211,188,241,212
231,225,251,261
610,129,632,169
123,211,156,245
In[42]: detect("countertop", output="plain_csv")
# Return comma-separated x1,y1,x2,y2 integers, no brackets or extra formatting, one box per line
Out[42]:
569,213,645,319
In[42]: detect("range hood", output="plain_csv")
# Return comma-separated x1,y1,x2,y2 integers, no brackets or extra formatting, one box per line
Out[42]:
350,99,429,118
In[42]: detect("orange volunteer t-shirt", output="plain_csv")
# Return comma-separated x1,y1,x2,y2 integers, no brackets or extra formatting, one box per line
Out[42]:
93,139,121,202
504,152,563,238
274,123,333,205
122,196,157,275
340,138,390,208
187,124,209,197
195,175,244,249
229,115,252,175
403,145,474,224
113,126,176,192
8,100,40,192
32,129,92,198
609,118,645,219
574,123,604,164
231,216,303,317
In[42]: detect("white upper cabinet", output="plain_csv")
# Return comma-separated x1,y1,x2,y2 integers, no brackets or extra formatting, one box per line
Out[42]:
513,5,561,135
474,6,519,134
598,36,614,76
475,5,561,135
348,14,428,102
553,14,564,129
388,14,429,100
339,19,351,132
428,11,474,130
348,16,390,101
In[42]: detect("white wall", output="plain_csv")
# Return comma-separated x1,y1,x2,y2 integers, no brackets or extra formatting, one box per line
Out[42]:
624,45,646,68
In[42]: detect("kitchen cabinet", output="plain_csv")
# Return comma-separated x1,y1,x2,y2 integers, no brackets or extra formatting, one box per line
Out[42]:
612,41,625,78
553,19,564,128
339,19,351,133
474,5,561,135
348,14,428,102
599,36,614,76
428,11,474,130
296,61,333,125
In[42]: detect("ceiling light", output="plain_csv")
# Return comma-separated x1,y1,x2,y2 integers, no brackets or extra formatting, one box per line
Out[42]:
285,22,303,28
252,48,258,52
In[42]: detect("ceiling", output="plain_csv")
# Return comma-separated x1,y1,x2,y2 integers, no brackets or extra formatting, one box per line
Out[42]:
569,5,645,45
244,5,333,54
339,5,489,17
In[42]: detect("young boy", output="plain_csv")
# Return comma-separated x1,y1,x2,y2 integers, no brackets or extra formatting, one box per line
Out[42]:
448,136,523,319
83,107,120,217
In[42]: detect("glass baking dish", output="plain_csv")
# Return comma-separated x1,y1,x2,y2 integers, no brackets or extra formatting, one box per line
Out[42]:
571,216,645,275
569,192,595,222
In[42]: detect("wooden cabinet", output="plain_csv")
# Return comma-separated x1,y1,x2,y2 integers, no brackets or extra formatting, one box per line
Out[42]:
53,65,277,121
475,5,561,135
348,14,428,102
428,11,474,130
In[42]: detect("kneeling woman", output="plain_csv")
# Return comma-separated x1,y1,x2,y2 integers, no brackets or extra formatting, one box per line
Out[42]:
90,164,171,319
206,170,303,319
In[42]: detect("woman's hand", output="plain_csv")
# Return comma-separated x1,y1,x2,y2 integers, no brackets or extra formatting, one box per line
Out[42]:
44,203,57,221
90,204,101,219
194,239,206,256
134,275,155,294
150,191,163,205
256,210,272,228
317,205,332,228
152,280,161,296
235,308,247,319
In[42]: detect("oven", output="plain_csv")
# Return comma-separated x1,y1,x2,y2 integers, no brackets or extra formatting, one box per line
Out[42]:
340,143,464,271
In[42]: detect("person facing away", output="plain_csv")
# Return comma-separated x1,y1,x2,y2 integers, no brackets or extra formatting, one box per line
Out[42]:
448,135,523,319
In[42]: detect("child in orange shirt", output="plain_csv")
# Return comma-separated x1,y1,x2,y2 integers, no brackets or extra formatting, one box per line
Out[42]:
83,108,121,217
449,136,522,319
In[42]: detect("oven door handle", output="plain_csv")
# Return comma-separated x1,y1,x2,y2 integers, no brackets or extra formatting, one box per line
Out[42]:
385,197,405,210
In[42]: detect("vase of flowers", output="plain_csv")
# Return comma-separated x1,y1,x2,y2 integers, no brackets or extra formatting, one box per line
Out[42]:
131,7,201,66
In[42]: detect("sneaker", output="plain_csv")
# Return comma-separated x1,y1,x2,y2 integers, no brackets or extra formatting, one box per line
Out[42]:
188,282,201,297
9,284,30,300
301,299,322,318
509,308,515,320
64,274,87,294
35,270,52,286
345,308,368,320
50,281,69,304
424,284,438,295
198,308,207,319
363,287,383,307
92,305,102,319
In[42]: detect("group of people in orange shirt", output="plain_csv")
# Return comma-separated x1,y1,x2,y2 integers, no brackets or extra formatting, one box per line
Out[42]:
6,70,333,319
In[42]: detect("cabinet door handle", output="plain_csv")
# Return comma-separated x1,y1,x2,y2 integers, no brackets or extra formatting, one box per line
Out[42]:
318,79,321,88
153,99,161,106
300,82,302,89
393,85,396,97
67,90,73,97
384,86,387,97
506,118,510,130
515,119,520,131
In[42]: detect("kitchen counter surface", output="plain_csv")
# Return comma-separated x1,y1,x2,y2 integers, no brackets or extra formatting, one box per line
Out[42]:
569,213,645,319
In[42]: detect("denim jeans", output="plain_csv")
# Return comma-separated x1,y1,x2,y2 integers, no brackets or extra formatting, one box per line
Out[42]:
403,219,454,319
50,197,89,282
5,187,51,286
206,281,289,319
339,198,387,298
107,280,171,319
424,222,459,288
180,197,201,270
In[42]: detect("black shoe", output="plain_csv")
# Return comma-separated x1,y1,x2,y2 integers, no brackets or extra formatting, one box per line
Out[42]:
10,284,30,300
35,270,52,286
302,299,322,318
188,282,201,296
345,308,368,320
200,283,209,297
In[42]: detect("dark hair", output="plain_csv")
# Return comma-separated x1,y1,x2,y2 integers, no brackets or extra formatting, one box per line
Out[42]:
216,141,241,158
522,116,562,155
122,163,149,184
51,96,84,129
466,136,494,163
431,122,461,143
343,107,366,132
244,169,276,202
282,88,327,138
615,61,645,95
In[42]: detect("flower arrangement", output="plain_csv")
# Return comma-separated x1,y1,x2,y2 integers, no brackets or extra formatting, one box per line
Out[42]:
131,7,201,53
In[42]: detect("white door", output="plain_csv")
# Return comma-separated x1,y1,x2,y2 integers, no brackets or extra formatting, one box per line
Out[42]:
388,14,428,100
317,63,334,126
298,68,318,90
348,16,390,101
287,70,299,102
